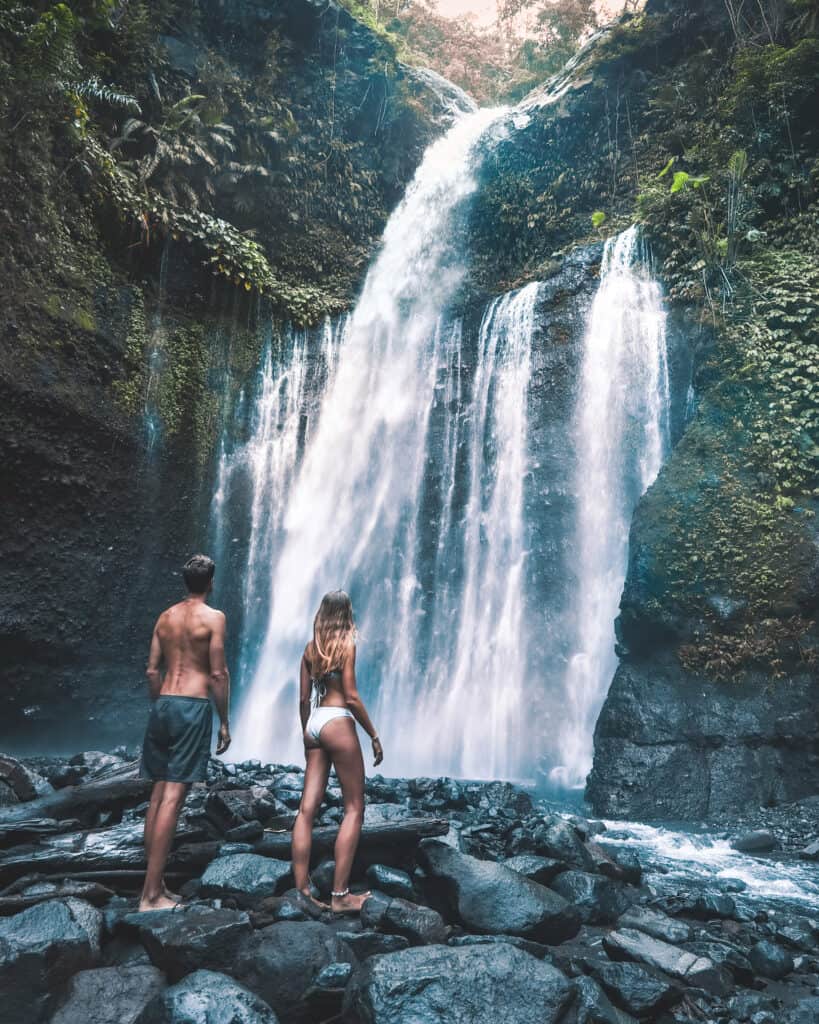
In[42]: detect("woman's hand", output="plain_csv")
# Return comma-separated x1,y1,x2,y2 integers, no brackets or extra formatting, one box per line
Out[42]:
372,736,383,767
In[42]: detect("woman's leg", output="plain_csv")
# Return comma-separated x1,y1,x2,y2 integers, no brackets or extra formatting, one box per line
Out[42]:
320,718,368,911
291,744,330,895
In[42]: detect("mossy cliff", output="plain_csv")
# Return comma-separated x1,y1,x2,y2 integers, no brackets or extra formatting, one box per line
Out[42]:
462,0,819,814
0,0,449,748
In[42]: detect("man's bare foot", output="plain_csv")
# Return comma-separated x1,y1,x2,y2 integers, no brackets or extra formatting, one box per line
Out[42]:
162,882,182,902
139,894,180,912
331,890,371,914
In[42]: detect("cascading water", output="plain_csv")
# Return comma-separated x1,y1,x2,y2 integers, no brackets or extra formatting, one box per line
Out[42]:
552,225,671,787
232,106,528,769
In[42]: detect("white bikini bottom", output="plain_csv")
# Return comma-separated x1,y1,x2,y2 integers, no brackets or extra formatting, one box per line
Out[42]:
306,706,354,743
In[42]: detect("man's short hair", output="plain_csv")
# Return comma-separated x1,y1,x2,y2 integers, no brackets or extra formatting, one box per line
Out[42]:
183,554,215,593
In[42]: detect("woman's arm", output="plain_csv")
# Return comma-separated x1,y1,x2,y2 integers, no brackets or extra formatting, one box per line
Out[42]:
299,651,312,733
341,643,383,766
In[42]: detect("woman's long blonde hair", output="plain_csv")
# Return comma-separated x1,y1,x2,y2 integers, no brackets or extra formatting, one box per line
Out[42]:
307,590,356,676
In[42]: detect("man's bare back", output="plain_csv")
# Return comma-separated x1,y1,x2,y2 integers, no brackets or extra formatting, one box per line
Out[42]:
150,598,225,699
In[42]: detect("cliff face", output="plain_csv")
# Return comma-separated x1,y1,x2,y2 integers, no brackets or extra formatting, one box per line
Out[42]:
465,0,819,815
0,0,450,752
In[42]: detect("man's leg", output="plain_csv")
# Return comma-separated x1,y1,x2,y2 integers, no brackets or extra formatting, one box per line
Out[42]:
143,781,165,859
139,781,189,911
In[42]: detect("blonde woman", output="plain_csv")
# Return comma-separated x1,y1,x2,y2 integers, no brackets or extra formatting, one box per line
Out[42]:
291,590,383,913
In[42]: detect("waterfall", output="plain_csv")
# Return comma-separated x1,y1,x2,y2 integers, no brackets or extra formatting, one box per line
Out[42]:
231,107,515,768
143,239,171,453
552,225,671,787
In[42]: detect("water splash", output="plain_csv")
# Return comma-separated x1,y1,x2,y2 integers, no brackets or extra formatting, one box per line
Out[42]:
552,225,671,787
232,107,510,766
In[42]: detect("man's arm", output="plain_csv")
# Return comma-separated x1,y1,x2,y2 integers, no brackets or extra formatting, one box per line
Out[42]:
208,611,231,755
146,621,163,700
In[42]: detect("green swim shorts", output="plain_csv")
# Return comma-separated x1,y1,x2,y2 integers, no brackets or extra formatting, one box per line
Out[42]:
139,695,213,784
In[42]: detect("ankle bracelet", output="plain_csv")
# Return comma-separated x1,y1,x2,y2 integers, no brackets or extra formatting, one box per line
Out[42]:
331,888,350,898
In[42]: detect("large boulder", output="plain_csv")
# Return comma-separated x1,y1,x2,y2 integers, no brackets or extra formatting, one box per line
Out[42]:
617,906,692,945
231,920,354,1022
418,840,581,944
360,892,448,945
136,969,278,1023
121,906,252,980
0,897,102,1023
550,870,633,924
573,975,637,1024
335,930,410,959
199,853,292,905
591,961,682,1018
602,928,725,992
51,964,165,1024
344,944,574,1024
748,939,794,980
502,855,564,884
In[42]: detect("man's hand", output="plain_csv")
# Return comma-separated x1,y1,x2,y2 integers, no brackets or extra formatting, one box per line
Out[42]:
216,723,231,756
372,736,383,767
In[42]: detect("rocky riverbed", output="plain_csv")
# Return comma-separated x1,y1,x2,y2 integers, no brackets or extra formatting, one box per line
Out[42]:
0,751,817,1023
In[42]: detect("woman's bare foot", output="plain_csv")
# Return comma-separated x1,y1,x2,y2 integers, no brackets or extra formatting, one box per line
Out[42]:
139,893,179,912
298,887,330,911
331,890,371,914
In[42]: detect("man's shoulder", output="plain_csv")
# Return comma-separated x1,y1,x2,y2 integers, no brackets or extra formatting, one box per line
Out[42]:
205,607,226,626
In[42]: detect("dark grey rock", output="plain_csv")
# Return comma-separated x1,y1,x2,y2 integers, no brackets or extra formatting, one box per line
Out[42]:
774,917,819,952
360,892,447,944
783,996,819,1024
591,961,682,1018
502,854,564,884
447,932,550,959
550,870,633,924
335,929,409,959
365,864,414,900
799,838,819,860
523,818,595,870
748,939,794,980
730,830,778,853
688,940,755,986
136,969,278,1023
586,842,642,885
310,859,335,893
199,853,291,904
0,897,102,1024
51,964,165,1024
344,943,574,1023
418,839,581,944
122,906,252,980
587,657,819,818
574,975,637,1024
617,906,692,945
231,920,353,1021
602,928,725,992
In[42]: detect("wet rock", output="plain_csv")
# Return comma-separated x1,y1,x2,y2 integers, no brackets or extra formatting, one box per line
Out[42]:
574,975,637,1024
121,906,252,980
666,890,738,921
199,853,292,905
730,830,778,853
0,896,103,1023
591,961,682,1018
617,906,692,945
748,939,794,980
602,928,725,992
0,752,53,802
302,961,353,1020
585,842,642,884
502,854,564,884
51,964,165,1024
447,932,551,959
360,891,447,944
774,917,819,952
550,870,633,924
688,939,755,986
205,788,290,833
783,996,819,1023
344,943,574,1024
136,969,278,1023
418,839,581,944
799,839,819,860
0,876,113,914
365,864,414,900
231,920,354,1021
513,817,595,871
335,929,409,959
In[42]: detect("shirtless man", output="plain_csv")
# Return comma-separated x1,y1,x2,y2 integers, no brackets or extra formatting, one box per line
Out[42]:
138,554,231,911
